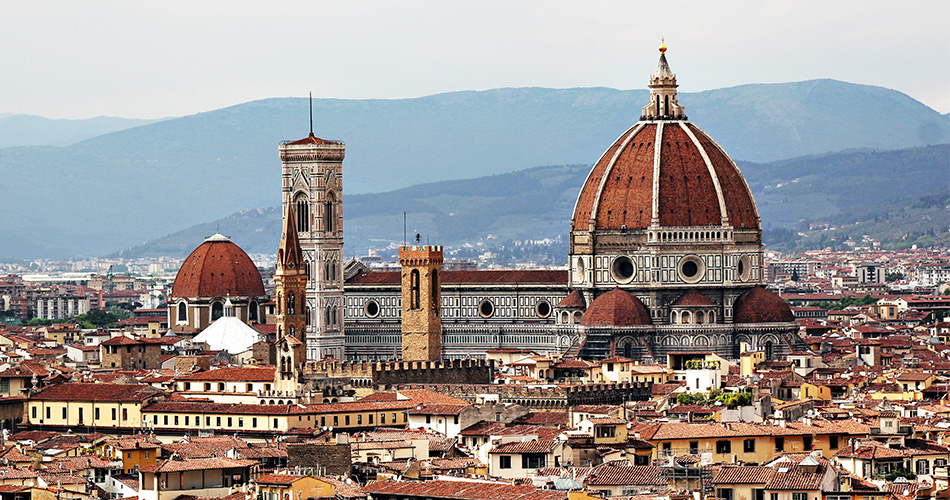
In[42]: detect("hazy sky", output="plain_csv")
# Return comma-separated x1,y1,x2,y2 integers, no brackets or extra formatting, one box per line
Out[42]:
3,0,948,119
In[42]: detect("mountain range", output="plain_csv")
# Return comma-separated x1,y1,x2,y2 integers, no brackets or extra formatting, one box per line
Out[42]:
0,113,164,148
114,144,950,260
1,79,947,259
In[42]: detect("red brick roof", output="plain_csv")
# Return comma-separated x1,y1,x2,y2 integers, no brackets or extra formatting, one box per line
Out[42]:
572,121,758,231
580,288,652,327
672,289,716,307
490,439,558,454
733,287,795,323
254,473,304,485
171,237,265,298
556,290,586,308
360,479,566,500
32,383,161,402
177,366,276,382
139,457,258,473
284,134,339,145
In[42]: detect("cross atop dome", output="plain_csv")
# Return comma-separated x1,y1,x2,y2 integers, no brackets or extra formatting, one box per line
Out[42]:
641,39,686,120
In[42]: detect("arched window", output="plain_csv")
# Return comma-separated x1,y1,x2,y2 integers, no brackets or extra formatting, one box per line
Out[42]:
304,260,310,278
177,302,187,323
306,306,311,325
325,192,336,233
249,301,258,321
295,194,309,232
211,302,224,320
288,294,295,315
410,270,420,309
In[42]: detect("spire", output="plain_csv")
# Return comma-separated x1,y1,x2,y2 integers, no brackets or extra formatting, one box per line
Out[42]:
278,202,305,274
224,294,234,317
641,39,686,120
309,91,314,137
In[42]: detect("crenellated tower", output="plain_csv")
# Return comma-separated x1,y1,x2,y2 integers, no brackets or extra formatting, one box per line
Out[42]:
279,129,346,361
399,245,443,361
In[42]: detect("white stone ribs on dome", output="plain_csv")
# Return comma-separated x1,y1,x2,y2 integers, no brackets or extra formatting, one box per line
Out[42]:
696,126,762,226
587,122,646,230
678,122,729,226
650,122,664,225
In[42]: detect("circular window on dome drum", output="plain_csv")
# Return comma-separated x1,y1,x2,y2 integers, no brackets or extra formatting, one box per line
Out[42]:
611,256,636,284
535,300,552,318
364,300,380,318
737,255,752,282
478,300,495,318
678,255,706,284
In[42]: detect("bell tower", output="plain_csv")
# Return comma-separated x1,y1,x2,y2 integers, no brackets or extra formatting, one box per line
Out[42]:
399,245,443,361
279,125,346,361
274,202,307,343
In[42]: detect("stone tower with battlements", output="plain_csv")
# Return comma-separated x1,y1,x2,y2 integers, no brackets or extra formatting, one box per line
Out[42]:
399,245,443,361
279,132,346,361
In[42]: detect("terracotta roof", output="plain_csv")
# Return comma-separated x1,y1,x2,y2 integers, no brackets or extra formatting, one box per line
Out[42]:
580,288,652,327
176,366,276,382
572,121,757,231
556,290,586,308
254,473,304,485
284,134,339,145
672,289,717,307
360,479,566,500
139,457,258,473
32,383,161,402
734,287,795,324
490,439,558,454
586,464,665,486
170,237,265,298
713,466,774,484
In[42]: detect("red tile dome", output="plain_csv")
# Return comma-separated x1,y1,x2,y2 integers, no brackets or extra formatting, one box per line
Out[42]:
171,234,265,298
580,288,652,327
733,286,794,324
557,290,587,309
571,121,759,232
671,289,716,307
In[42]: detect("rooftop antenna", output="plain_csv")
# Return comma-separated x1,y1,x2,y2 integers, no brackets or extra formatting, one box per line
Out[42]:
309,92,314,137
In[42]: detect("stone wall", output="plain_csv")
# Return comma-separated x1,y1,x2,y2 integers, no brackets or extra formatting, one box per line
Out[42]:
286,443,351,476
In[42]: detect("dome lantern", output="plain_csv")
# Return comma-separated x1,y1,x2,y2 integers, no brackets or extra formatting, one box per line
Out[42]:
641,40,686,120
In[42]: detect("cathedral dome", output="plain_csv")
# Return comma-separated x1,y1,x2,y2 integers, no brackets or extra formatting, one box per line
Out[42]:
171,234,265,298
580,288,652,327
571,46,758,233
571,121,758,232
733,286,794,324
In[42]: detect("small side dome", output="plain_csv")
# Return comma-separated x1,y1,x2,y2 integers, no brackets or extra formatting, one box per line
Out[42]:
171,236,265,298
672,289,716,307
557,290,587,309
581,288,652,327
733,286,794,323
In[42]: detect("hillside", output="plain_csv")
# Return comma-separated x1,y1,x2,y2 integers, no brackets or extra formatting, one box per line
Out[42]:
115,145,950,260
0,113,165,148
2,81,948,259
